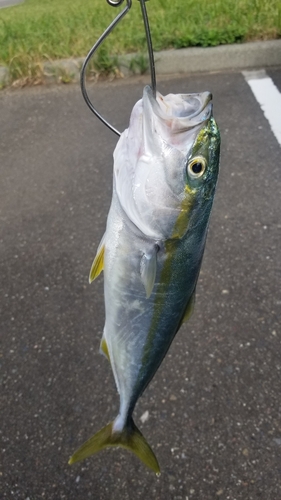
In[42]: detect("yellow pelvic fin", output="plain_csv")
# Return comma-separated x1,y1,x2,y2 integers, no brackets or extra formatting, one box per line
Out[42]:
68,419,160,475
89,238,105,284
100,337,110,362
180,290,196,327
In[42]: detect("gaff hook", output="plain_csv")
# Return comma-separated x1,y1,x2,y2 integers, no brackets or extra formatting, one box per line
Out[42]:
80,0,156,137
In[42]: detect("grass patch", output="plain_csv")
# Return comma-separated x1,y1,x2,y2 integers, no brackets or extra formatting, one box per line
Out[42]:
0,0,280,84
129,54,149,75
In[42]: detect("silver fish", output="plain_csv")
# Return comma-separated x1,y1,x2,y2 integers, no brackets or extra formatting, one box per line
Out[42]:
69,85,220,473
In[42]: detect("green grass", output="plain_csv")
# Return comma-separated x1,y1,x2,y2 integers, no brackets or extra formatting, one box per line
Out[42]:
0,0,280,84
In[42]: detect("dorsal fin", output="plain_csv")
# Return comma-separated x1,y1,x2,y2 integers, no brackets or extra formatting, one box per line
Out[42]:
179,289,196,327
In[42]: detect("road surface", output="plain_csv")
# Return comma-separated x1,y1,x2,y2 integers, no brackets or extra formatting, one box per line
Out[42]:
1,69,281,499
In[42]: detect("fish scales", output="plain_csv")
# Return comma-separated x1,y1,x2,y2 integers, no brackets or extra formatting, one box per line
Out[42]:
69,85,220,474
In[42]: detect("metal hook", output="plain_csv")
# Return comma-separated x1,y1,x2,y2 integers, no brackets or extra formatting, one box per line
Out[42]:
80,0,156,137
107,0,125,6
138,0,156,97
80,0,132,137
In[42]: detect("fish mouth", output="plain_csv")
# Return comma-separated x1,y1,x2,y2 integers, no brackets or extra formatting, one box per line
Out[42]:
143,85,212,135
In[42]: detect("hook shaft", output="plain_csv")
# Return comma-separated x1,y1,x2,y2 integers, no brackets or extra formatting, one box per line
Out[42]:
138,0,156,96
81,0,132,136
81,0,156,135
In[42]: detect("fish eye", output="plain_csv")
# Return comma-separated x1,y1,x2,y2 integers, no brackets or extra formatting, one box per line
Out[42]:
187,156,207,179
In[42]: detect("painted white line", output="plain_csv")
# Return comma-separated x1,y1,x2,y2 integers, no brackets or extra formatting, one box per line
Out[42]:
243,69,281,147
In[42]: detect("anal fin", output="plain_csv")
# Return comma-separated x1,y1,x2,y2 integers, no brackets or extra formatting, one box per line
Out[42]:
100,337,110,362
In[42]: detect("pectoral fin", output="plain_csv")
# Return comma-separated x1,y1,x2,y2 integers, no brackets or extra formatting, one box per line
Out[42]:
140,247,158,299
89,233,106,283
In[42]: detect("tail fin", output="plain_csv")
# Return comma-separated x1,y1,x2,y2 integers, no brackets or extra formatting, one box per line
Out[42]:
68,418,160,474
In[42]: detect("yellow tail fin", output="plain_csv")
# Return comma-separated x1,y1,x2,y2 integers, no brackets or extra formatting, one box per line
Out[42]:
68,419,160,474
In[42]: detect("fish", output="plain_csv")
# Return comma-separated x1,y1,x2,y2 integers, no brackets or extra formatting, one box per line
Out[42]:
69,85,220,474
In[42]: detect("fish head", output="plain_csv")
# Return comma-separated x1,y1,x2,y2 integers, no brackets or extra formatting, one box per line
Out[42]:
113,85,220,240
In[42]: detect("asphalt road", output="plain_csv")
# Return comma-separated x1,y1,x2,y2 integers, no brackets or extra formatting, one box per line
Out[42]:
1,69,281,499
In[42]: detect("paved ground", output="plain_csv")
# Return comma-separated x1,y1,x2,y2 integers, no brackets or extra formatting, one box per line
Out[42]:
1,70,281,499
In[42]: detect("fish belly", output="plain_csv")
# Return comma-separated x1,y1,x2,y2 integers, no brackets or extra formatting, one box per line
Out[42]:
102,192,205,424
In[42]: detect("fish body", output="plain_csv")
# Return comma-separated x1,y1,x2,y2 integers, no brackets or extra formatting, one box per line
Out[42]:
69,86,220,473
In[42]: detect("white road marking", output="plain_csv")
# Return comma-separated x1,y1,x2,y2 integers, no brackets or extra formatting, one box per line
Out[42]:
243,69,281,147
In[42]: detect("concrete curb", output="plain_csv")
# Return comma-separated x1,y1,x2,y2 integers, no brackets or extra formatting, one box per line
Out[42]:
0,66,9,87
1,39,281,87
0,0,24,8
153,39,281,75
